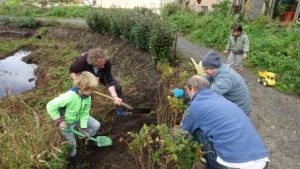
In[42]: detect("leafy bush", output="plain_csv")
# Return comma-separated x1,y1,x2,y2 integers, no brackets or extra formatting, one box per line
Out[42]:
161,2,182,19
164,0,300,94
86,9,174,64
0,15,11,25
14,16,39,28
128,124,204,169
165,11,198,33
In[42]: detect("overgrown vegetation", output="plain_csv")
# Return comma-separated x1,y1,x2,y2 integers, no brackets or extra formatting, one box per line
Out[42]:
128,124,204,169
0,35,77,168
0,2,92,18
86,8,174,63
162,0,300,94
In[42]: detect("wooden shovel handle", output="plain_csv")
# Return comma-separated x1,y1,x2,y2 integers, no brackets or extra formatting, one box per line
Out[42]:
94,91,133,110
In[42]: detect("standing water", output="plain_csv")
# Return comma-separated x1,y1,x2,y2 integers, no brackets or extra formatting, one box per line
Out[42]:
0,50,37,98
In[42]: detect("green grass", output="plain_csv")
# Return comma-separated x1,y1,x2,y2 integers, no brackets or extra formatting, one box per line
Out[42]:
0,38,29,53
0,34,80,169
163,1,300,94
0,3,93,18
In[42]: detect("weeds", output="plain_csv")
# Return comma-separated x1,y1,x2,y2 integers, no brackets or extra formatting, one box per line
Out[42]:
164,0,300,94
128,124,204,169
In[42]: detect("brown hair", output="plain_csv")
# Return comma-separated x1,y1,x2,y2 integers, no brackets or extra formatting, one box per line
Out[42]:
87,47,106,65
231,23,243,32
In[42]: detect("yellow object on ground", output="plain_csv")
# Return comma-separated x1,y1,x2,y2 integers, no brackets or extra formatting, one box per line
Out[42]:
190,58,205,76
257,71,276,86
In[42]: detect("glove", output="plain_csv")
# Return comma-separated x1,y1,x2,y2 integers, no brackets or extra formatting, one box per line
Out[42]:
171,88,184,98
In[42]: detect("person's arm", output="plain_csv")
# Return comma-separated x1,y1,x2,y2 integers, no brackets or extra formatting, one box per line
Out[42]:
79,97,91,129
224,36,231,53
46,92,71,124
210,75,233,95
243,34,250,59
180,110,198,135
69,53,88,80
108,85,122,106
70,72,78,81
104,61,122,105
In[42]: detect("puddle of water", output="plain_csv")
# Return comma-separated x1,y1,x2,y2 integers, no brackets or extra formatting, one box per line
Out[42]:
0,50,37,98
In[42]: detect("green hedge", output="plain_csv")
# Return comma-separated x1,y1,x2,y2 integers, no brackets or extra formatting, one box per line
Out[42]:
86,9,174,63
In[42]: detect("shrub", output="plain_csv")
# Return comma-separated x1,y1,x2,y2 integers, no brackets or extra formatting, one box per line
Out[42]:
0,15,11,25
128,124,205,169
14,16,39,28
86,9,174,64
161,2,182,19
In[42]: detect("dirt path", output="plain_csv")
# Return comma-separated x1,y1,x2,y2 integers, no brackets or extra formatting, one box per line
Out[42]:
176,37,300,169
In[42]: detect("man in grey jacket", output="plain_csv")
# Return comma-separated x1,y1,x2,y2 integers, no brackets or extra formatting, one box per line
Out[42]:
202,50,251,115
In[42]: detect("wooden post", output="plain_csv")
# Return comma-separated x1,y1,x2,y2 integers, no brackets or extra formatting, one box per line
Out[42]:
294,0,300,21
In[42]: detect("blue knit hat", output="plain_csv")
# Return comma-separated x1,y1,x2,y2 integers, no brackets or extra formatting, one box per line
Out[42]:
202,50,221,69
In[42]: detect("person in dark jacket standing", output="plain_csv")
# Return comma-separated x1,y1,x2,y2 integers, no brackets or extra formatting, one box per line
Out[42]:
70,47,128,116
181,75,269,169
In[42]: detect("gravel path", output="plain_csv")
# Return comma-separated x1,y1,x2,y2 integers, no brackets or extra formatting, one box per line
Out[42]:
176,37,300,169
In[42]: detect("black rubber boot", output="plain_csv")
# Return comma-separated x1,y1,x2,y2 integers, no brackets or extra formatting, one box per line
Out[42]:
69,153,81,169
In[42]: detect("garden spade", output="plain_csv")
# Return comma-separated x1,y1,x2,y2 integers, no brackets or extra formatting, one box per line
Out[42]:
65,128,113,147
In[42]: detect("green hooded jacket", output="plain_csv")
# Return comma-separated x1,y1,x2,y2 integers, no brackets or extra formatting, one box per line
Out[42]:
46,88,91,128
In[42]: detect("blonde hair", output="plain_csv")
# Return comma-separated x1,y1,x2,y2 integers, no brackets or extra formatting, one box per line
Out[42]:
87,47,106,65
74,71,99,90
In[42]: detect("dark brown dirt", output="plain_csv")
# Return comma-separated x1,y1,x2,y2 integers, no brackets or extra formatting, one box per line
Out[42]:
45,27,160,169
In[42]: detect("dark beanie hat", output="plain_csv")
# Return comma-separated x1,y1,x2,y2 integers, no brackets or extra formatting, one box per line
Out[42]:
202,50,221,69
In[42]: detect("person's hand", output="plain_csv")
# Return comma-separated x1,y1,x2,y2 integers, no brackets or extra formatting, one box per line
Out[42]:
243,53,248,60
223,49,228,54
171,88,185,98
54,117,64,126
113,96,122,106
58,121,68,130
79,128,90,144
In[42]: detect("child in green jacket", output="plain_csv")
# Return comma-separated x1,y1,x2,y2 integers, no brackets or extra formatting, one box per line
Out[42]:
224,23,250,74
46,71,100,168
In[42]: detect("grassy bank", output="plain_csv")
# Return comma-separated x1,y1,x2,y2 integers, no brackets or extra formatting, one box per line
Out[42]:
0,1,92,18
0,33,77,168
162,1,300,94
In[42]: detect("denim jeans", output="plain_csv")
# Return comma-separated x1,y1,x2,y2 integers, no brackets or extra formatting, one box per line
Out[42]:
194,130,232,169
60,116,100,157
